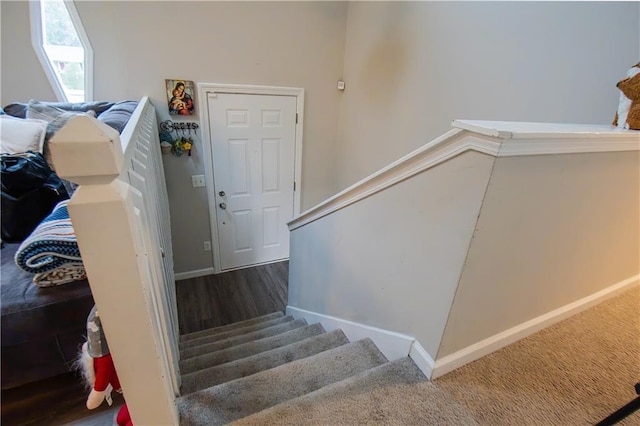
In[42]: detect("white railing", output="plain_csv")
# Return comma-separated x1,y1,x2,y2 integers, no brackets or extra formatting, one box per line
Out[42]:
50,97,179,425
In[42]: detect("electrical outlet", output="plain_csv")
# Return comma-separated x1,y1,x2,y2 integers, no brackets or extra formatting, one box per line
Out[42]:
203,241,211,251
192,175,206,188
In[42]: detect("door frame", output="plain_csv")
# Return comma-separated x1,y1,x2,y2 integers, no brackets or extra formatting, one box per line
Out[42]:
197,83,305,273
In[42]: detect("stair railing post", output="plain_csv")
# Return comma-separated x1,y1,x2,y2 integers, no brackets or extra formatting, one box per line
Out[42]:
51,116,178,425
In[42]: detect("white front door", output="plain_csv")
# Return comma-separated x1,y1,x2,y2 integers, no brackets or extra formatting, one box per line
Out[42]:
207,93,297,271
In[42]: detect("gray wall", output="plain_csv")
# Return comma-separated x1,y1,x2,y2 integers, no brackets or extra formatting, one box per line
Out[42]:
288,151,495,357
336,1,640,190
1,1,57,102
438,151,640,357
1,1,348,273
2,1,638,274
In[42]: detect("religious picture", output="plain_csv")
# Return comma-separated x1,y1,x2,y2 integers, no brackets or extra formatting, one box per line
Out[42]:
166,79,195,115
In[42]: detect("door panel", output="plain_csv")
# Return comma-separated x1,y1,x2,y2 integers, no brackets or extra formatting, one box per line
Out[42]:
263,206,280,247
208,93,296,271
229,139,250,196
262,139,281,192
232,210,252,252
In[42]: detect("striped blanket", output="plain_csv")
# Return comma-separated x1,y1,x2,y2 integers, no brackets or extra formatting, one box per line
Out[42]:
15,199,83,274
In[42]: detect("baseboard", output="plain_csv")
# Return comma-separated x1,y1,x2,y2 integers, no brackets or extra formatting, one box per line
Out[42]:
431,274,640,379
408,340,436,379
175,267,215,281
286,306,416,362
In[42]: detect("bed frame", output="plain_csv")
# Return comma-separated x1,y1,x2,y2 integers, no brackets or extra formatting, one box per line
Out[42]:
51,97,180,423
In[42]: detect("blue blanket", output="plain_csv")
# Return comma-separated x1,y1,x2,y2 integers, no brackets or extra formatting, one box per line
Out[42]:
15,199,82,274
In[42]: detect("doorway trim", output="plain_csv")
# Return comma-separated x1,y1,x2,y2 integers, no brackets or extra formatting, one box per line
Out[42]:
197,83,305,273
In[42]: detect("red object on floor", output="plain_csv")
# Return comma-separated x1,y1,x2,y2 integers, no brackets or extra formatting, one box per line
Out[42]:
116,403,132,426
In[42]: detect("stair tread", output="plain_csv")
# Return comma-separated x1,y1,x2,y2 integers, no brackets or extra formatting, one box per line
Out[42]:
180,318,308,360
179,316,294,350
177,339,387,426
180,312,284,342
181,329,349,394
232,357,478,425
180,323,326,374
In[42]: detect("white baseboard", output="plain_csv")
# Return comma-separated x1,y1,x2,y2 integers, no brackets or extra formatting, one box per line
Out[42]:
286,306,416,362
287,275,639,381
175,267,215,281
431,274,640,379
408,340,436,379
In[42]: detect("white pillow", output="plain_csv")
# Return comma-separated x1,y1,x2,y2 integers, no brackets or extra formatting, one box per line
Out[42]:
0,115,48,154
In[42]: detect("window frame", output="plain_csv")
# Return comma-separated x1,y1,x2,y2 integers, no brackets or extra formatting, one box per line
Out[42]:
29,0,94,102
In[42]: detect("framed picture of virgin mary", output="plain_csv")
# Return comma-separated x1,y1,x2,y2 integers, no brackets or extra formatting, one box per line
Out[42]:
166,79,196,115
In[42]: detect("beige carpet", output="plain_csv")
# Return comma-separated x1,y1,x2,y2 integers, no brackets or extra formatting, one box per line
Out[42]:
436,286,640,425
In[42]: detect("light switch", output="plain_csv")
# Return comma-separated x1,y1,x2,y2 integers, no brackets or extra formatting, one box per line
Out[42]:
192,175,206,187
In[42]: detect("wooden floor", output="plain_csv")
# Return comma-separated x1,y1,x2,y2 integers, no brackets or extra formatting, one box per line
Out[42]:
1,372,124,425
176,260,289,335
1,261,288,425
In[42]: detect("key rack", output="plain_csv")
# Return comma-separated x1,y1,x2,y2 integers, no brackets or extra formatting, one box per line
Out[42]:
159,120,199,157
160,120,199,135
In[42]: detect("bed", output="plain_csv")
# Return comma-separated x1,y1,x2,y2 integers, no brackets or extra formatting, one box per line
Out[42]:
0,99,138,389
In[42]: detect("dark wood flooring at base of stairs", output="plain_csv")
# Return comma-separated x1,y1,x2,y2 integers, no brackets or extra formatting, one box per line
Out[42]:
176,260,288,335
1,371,123,426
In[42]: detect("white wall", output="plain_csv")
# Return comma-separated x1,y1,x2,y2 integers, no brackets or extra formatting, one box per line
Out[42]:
288,150,495,357
438,151,640,357
336,1,640,190
3,1,638,275
1,1,348,274
1,1,57,103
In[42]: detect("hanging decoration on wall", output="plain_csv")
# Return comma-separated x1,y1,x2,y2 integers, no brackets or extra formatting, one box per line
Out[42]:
159,120,199,157
166,79,196,116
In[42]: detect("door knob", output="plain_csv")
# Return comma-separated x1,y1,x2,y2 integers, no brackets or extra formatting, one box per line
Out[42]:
218,191,226,197
219,202,227,210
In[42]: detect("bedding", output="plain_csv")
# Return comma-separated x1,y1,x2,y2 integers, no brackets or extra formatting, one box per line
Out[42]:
96,100,138,133
2,100,115,119
1,151,70,243
15,199,82,274
1,99,138,390
0,115,48,154
26,99,97,132
34,263,87,287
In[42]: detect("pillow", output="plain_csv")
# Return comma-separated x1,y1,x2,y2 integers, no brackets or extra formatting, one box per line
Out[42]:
26,100,96,137
0,115,48,154
25,100,95,169
97,101,138,133
3,100,114,119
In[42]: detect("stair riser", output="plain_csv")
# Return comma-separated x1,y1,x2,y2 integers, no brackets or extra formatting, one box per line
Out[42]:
180,312,284,342
180,319,308,360
177,339,387,425
180,323,325,374
181,330,350,394
179,316,294,350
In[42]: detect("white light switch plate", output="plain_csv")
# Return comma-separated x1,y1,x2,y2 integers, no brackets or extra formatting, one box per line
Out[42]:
192,175,205,187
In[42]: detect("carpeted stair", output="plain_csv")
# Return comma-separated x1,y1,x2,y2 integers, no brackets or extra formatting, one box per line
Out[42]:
176,311,471,425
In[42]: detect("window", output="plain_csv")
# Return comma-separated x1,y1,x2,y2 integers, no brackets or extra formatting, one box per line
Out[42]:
30,0,93,102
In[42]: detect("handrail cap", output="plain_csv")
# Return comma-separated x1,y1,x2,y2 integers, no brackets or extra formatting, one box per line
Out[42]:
453,119,640,139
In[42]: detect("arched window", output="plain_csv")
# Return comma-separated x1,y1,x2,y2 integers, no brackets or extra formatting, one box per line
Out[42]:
30,0,93,102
